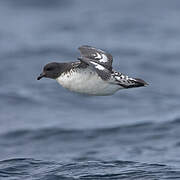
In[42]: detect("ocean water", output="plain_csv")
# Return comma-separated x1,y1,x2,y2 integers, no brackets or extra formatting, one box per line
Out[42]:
0,0,180,179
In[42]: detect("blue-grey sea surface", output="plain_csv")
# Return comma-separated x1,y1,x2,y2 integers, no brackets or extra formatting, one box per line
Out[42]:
0,0,180,179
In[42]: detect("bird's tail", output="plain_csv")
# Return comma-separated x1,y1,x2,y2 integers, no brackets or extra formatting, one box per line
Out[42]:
113,72,148,89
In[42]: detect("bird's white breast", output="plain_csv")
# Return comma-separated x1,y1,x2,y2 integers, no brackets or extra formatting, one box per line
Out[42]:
56,68,120,95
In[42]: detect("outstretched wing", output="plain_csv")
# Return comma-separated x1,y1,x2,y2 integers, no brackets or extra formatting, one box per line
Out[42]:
78,45,113,71
78,57,111,81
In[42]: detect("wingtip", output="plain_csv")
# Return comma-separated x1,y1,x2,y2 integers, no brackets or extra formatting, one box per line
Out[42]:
78,45,91,50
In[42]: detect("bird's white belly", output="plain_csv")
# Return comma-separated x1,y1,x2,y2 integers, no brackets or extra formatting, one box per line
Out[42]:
56,69,120,95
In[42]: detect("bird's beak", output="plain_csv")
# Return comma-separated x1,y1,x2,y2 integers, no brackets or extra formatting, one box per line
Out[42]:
37,72,45,80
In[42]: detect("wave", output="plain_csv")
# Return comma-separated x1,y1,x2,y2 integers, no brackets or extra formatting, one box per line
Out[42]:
0,158,179,180
1,118,180,141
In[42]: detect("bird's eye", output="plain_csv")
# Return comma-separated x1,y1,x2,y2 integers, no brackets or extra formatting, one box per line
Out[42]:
46,68,52,71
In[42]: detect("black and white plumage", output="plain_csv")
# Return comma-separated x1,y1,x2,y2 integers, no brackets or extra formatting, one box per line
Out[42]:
37,45,148,96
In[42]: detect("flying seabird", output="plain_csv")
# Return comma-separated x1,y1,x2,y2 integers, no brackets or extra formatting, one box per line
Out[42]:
37,45,148,96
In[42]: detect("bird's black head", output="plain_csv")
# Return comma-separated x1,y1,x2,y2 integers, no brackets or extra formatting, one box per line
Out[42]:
37,62,64,80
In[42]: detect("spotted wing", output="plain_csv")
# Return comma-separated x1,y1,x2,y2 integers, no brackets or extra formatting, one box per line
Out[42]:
78,57,111,81
78,45,113,71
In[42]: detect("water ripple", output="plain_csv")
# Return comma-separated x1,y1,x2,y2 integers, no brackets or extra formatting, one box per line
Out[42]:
0,158,179,180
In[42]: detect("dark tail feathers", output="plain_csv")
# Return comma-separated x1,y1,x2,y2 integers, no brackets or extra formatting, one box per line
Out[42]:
127,78,148,88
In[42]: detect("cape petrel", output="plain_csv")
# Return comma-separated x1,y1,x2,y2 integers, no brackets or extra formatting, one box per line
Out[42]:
37,45,148,96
